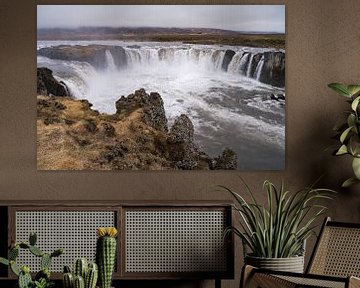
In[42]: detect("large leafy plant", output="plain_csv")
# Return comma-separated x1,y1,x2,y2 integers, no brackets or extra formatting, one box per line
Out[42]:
329,83,360,187
222,179,334,258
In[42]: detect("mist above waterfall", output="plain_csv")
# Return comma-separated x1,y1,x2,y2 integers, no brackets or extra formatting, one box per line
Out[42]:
37,40,285,170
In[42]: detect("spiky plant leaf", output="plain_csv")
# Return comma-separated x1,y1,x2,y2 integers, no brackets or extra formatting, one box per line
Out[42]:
221,179,335,258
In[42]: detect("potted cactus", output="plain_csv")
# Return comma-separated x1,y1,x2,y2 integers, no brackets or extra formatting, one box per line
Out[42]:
0,232,64,288
62,258,98,288
96,227,118,288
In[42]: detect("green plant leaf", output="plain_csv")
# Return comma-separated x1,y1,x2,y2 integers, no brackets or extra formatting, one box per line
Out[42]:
336,145,348,155
347,114,356,128
351,96,360,111
340,126,353,143
328,83,351,97
0,257,9,266
342,177,360,188
352,157,360,179
347,85,360,97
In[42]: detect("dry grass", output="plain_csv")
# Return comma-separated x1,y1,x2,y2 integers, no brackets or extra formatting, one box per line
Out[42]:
37,95,171,170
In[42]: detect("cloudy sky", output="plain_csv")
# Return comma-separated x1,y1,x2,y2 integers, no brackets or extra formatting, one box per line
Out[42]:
37,5,285,33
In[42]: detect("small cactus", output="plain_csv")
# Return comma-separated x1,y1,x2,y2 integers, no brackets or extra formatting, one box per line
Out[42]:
18,269,32,288
85,263,98,288
96,227,118,288
63,272,74,288
0,232,63,288
29,233,37,246
74,275,85,288
63,260,98,288
41,253,52,270
9,246,19,260
29,245,44,257
74,258,88,279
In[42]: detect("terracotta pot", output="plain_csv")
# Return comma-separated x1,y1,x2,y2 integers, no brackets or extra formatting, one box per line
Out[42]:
245,254,305,273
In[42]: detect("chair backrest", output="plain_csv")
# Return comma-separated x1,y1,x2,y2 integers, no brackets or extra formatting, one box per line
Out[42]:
307,217,360,277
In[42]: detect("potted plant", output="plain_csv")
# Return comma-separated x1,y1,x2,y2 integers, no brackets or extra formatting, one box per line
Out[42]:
328,83,360,187
0,232,64,288
221,179,334,273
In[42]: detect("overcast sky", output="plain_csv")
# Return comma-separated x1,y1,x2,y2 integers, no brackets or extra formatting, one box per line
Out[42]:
37,5,285,33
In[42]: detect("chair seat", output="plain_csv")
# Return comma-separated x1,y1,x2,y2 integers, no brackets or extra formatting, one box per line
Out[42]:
241,218,360,288
277,274,346,288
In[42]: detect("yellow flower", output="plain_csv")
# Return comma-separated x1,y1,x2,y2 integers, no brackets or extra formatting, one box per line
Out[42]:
96,227,118,237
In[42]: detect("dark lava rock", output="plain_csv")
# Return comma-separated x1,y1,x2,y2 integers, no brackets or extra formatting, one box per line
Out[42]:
212,148,237,170
102,141,129,163
37,45,127,70
221,50,236,71
248,53,263,78
37,67,70,96
259,52,285,88
168,114,200,170
115,88,168,133
83,119,98,133
101,122,116,137
270,93,286,101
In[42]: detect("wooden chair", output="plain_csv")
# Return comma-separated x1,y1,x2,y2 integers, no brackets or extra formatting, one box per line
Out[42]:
241,217,360,288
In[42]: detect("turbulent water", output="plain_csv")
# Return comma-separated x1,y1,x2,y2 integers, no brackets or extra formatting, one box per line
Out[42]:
37,40,285,170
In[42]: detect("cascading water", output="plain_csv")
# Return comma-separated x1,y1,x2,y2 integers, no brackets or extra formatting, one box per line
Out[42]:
37,40,285,170
105,50,116,71
246,54,255,77
254,55,265,81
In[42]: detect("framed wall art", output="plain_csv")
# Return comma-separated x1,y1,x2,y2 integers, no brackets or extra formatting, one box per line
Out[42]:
36,5,285,171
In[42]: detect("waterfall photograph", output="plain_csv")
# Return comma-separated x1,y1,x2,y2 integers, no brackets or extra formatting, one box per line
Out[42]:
36,5,285,170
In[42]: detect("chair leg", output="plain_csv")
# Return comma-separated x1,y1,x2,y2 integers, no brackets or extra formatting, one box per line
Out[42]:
240,265,296,288
240,265,255,288
349,276,360,288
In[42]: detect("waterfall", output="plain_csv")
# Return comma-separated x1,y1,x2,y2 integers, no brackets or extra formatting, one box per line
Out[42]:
105,50,116,71
254,55,264,80
246,54,255,77
227,52,243,73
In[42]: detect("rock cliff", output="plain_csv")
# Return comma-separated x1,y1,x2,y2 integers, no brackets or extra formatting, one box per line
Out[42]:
38,45,127,69
37,77,237,170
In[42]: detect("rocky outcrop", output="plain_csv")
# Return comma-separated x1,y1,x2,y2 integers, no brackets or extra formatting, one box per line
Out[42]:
37,67,70,96
212,148,237,170
167,114,207,170
37,86,238,170
115,88,168,133
37,45,127,69
221,49,236,71
259,52,285,87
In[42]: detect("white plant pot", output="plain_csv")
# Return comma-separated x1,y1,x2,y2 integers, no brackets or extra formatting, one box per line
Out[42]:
245,254,305,273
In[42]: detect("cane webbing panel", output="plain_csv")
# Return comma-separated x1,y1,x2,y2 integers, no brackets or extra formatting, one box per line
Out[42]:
309,226,360,277
125,210,227,273
277,275,345,288
15,211,115,272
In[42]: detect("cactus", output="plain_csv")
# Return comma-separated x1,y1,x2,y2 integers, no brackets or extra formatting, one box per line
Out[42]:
29,232,37,246
0,232,63,288
19,270,32,288
9,246,19,260
63,272,74,288
63,260,98,288
96,227,118,288
85,263,98,288
74,258,88,279
74,275,85,288
29,245,44,257
41,253,52,270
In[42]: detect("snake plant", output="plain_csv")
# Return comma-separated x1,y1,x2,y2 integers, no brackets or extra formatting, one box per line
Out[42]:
222,179,335,258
